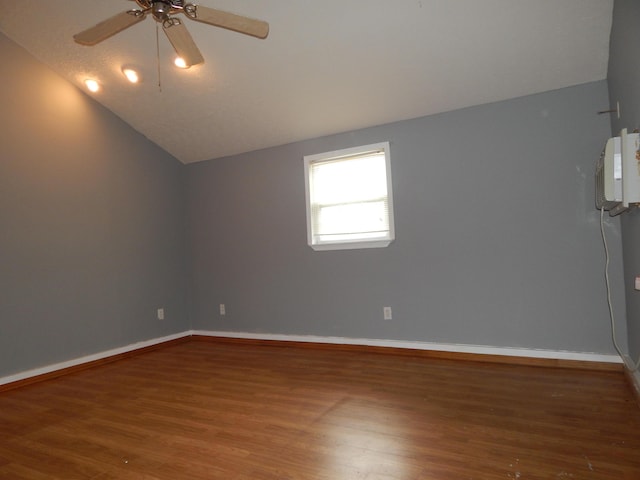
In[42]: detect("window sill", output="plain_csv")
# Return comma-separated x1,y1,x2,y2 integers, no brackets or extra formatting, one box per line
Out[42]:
309,239,394,251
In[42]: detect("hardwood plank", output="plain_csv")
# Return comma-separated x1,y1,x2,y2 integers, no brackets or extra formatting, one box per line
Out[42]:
624,368,640,407
191,335,624,371
0,337,190,394
0,341,639,479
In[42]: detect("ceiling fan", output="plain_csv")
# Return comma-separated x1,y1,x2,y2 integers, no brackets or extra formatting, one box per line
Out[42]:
73,0,269,67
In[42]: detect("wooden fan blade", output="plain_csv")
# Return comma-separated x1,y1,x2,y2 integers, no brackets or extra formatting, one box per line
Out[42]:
186,5,269,39
74,11,146,46
163,19,204,67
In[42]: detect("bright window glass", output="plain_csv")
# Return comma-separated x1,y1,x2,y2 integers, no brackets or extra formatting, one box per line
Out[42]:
304,142,394,250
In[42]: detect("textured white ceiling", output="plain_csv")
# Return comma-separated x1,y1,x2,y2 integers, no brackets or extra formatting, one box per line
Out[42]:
0,0,613,164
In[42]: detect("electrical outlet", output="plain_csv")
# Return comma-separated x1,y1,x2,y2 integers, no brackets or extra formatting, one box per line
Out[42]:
383,306,392,320
157,308,164,320
219,304,226,316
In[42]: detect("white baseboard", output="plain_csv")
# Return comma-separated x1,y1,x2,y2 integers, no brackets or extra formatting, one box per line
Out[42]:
0,331,191,387
1,330,623,388
191,330,623,364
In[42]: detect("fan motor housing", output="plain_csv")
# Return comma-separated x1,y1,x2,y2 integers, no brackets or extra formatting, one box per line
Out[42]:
135,1,185,12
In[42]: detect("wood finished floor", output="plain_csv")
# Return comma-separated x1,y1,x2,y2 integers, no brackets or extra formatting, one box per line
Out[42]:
1,341,639,479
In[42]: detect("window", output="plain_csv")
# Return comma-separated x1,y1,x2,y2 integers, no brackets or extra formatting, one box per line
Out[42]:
304,142,395,251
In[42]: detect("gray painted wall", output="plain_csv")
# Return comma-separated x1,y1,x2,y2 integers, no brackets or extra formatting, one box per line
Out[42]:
608,0,640,362
0,33,189,377
187,80,624,355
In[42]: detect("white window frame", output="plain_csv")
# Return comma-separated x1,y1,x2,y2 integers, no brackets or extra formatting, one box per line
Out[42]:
304,141,395,251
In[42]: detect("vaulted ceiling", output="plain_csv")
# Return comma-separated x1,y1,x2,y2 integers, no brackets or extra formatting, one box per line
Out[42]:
0,0,613,163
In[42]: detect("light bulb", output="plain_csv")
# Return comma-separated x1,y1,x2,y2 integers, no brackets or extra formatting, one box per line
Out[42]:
174,57,189,69
122,67,140,83
85,79,100,92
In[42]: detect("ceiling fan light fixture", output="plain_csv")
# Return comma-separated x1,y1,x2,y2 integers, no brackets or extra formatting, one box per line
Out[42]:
84,79,100,92
73,3,269,71
122,66,140,83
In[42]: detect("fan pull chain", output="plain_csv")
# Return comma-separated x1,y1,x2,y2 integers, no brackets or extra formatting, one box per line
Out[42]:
156,22,162,92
